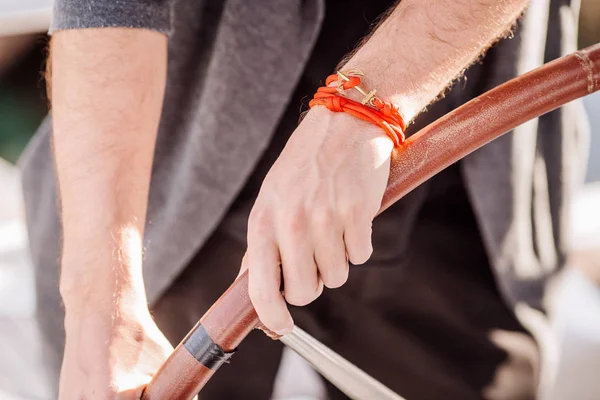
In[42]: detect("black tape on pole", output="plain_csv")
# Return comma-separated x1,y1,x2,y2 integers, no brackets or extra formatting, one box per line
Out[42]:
182,324,235,370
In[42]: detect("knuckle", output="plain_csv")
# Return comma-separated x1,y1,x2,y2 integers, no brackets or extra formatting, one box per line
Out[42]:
338,201,364,222
312,206,335,230
286,207,308,235
248,206,272,234
249,285,276,307
284,284,321,306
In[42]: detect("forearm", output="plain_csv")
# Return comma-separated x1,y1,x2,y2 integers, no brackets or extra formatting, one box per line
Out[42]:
51,28,167,315
343,0,529,122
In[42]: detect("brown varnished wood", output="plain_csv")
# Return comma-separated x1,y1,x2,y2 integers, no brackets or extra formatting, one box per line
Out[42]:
142,344,213,400
143,44,600,399
382,44,600,212
142,274,257,399
200,272,258,352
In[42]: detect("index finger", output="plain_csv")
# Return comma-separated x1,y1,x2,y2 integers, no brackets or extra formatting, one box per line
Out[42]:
246,237,294,335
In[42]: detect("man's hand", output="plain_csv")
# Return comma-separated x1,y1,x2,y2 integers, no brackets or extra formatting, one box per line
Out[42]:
245,0,530,333
60,306,172,399
245,108,393,334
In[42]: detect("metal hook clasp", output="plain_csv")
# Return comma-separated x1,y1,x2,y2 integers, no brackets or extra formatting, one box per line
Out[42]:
336,69,377,105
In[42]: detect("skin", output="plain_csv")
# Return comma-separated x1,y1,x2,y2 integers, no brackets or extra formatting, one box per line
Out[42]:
52,0,529,397
53,29,171,398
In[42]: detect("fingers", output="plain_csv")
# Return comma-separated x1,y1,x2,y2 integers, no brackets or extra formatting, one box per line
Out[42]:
278,209,323,306
246,187,375,334
247,202,372,335
246,214,294,335
342,206,373,265
313,207,349,289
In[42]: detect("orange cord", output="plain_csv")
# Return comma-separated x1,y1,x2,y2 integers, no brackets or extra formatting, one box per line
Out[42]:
309,74,406,146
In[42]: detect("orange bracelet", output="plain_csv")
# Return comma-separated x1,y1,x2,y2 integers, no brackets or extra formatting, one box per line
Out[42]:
309,70,406,146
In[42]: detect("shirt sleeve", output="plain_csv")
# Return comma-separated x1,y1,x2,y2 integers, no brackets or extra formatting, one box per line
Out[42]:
50,0,173,35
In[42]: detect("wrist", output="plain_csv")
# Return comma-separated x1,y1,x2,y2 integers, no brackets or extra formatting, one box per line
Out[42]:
303,107,394,171
306,105,393,144
62,284,151,340
60,256,148,318
337,62,425,124
60,222,147,309
63,300,154,354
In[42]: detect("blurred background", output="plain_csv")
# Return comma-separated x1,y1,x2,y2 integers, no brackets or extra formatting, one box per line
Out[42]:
0,1,599,399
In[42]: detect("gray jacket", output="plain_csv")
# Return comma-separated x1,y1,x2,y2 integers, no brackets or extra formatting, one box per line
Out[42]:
20,0,588,309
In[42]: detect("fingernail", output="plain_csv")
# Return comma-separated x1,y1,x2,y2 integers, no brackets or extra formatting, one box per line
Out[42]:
275,327,293,336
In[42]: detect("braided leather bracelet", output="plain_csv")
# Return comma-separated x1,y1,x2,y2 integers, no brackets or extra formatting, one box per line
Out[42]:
309,70,406,146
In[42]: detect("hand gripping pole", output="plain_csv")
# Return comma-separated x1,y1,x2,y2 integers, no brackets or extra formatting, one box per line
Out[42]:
142,44,600,400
